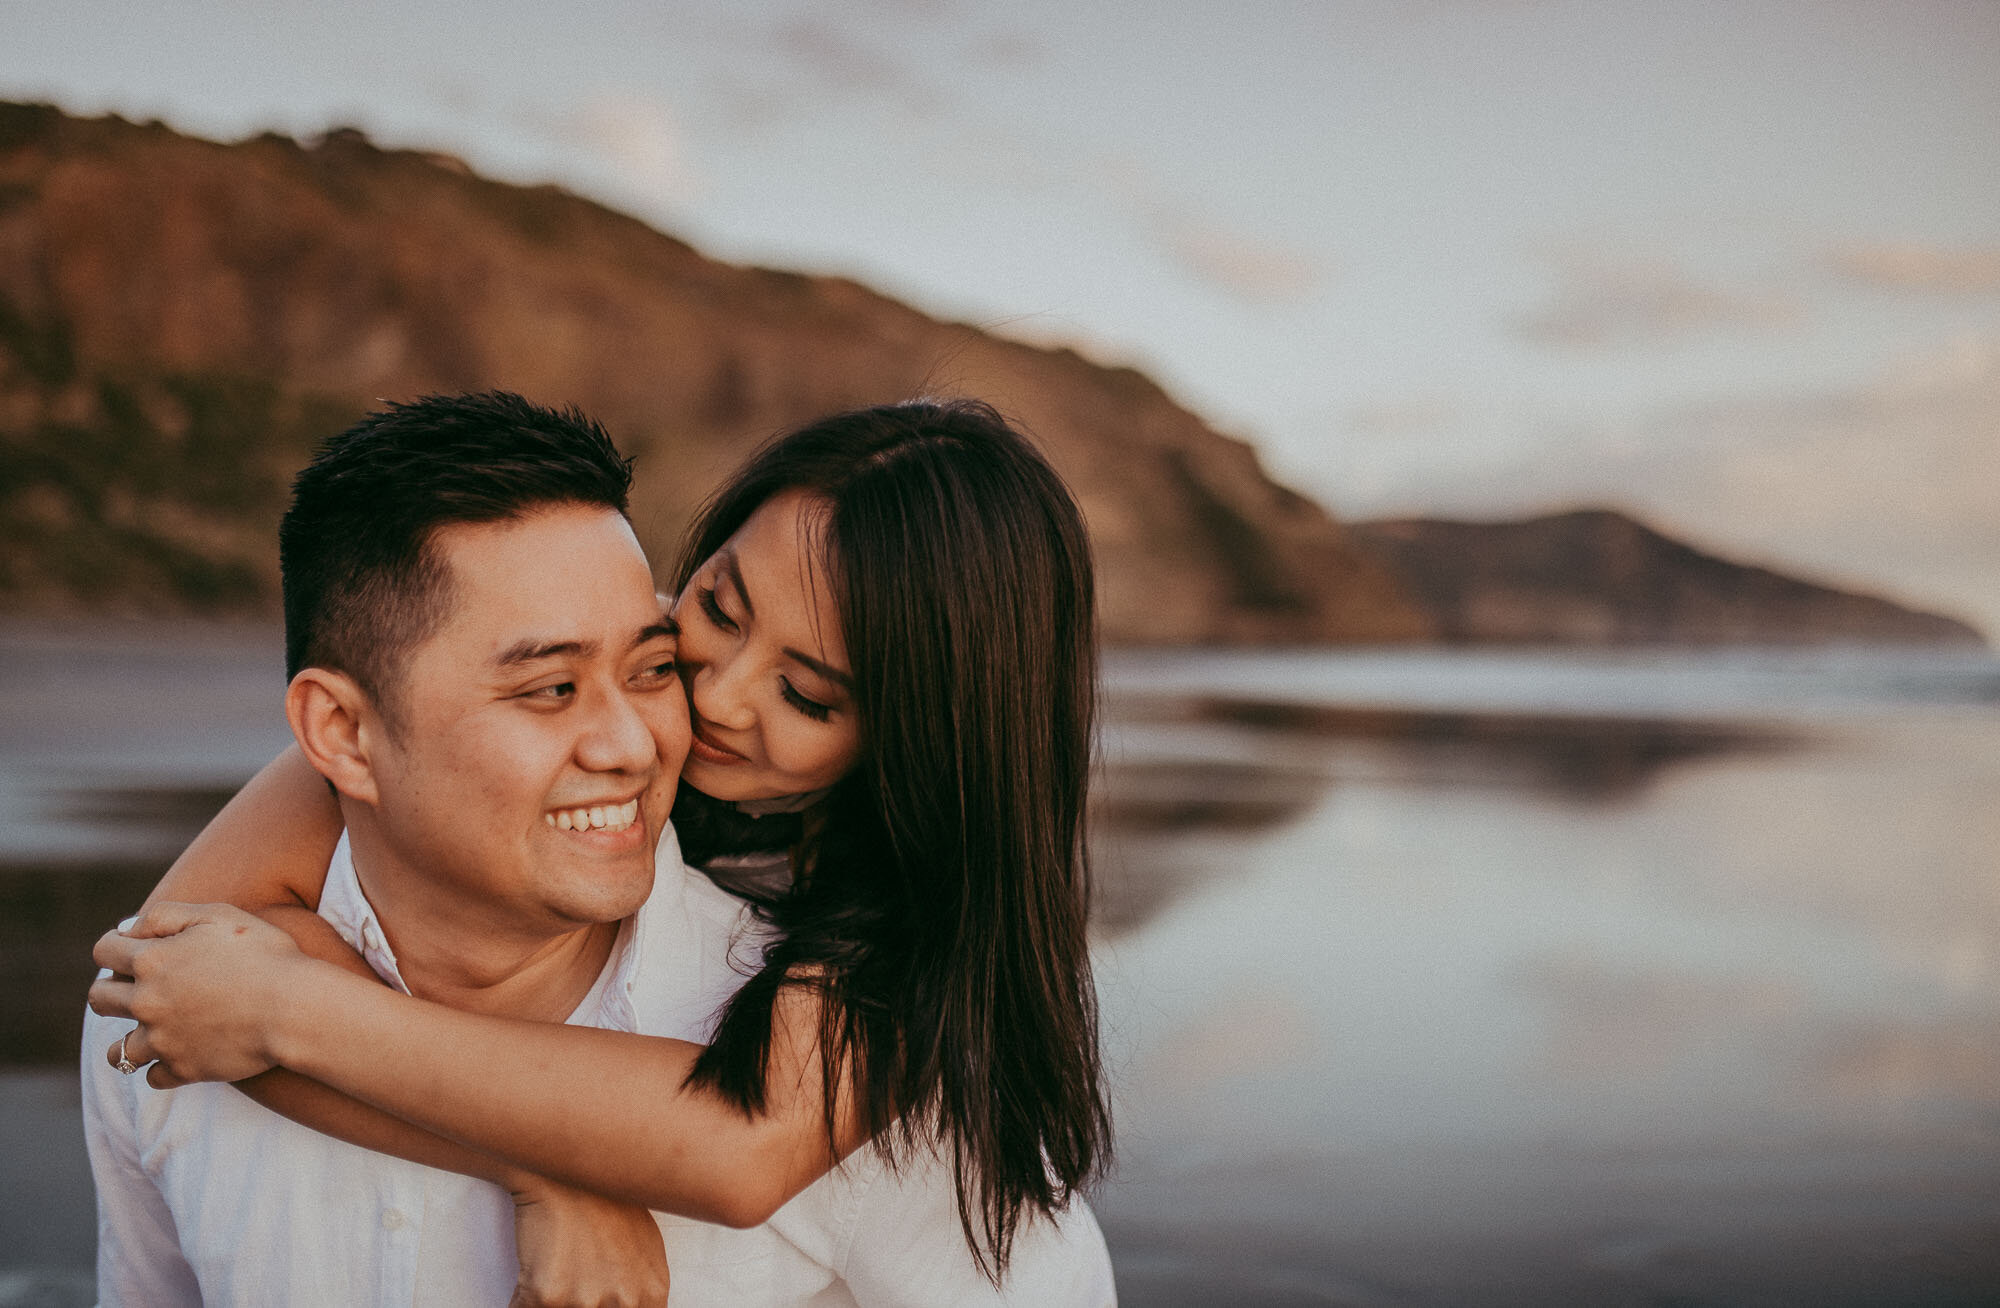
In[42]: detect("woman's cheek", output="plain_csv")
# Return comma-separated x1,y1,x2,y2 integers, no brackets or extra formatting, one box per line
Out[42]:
788,724,860,790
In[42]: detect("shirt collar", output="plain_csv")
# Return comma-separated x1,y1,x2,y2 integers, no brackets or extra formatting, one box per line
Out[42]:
316,823,691,1028
316,831,414,995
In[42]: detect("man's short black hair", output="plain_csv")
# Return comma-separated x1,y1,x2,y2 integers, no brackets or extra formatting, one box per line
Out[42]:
281,391,635,721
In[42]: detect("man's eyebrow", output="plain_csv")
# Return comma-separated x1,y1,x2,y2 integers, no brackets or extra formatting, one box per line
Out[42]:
785,647,854,692
494,637,599,667
717,551,754,618
496,622,674,669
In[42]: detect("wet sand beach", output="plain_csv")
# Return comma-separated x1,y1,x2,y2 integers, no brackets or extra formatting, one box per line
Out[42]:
6,626,2000,1304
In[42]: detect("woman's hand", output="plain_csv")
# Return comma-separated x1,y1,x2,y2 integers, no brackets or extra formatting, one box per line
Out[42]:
508,1176,671,1308
89,901,313,1088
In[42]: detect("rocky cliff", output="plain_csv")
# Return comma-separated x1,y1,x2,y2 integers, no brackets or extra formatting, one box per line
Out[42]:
0,103,1427,643
1348,509,1985,646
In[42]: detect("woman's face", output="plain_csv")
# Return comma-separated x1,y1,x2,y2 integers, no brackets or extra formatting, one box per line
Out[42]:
670,489,863,804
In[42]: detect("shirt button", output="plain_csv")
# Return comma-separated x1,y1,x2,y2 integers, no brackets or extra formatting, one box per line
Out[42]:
363,924,385,951
381,1208,407,1231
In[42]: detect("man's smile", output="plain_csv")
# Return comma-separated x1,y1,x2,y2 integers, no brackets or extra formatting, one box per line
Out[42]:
543,798,641,833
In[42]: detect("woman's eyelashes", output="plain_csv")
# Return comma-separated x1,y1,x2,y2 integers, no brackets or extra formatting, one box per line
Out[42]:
696,584,735,631
780,677,834,722
689,578,833,721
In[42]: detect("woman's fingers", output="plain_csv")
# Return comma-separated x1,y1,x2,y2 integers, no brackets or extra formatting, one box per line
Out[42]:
127,900,256,939
107,1023,151,1070
95,1024,193,1090
88,972,137,1019
147,1060,190,1091
92,928,143,979
84,910,302,1085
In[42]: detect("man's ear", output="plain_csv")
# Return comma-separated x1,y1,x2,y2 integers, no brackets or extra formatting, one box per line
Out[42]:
285,668,385,805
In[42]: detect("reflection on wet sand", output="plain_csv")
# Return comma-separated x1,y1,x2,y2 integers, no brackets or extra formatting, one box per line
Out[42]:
47,784,243,847
1,782,237,1066
1090,693,1801,936
10,696,1794,1056
1818,1015,2000,1116
1088,662,2000,1305
1122,693,1800,802
1506,949,1810,1083
1100,1139,2000,1307
1096,757,1330,833
9,638,2000,1305
1,860,167,1065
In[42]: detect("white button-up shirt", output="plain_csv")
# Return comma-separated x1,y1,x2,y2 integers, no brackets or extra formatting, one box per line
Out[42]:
83,830,1115,1306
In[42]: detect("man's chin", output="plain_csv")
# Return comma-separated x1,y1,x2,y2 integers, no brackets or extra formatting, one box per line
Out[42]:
557,861,656,925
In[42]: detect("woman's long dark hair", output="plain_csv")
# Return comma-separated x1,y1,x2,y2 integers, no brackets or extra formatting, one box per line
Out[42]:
675,399,1110,1278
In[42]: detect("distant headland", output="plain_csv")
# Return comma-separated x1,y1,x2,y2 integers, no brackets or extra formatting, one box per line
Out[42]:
0,103,1980,648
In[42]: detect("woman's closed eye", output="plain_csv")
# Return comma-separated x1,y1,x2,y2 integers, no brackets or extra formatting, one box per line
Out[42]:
779,677,833,722
696,585,735,632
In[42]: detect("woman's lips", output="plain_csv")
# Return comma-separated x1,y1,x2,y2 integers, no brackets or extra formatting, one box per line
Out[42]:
687,718,748,766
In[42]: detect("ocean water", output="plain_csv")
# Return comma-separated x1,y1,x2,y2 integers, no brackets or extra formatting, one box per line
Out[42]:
5,623,1999,1304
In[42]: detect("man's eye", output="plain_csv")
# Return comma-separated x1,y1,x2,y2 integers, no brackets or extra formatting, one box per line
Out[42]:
526,682,575,701
636,658,677,682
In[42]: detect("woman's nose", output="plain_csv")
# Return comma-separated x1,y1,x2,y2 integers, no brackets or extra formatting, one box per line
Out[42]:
689,653,756,731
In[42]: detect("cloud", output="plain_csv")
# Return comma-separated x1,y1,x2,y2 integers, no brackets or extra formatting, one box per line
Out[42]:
1096,155,1327,306
1869,332,2000,396
682,13,951,136
558,94,693,196
1345,396,1460,437
494,92,700,206
961,29,1045,69
1828,241,2000,295
1152,218,1324,305
770,17,941,112
1516,254,1801,348
841,0,956,14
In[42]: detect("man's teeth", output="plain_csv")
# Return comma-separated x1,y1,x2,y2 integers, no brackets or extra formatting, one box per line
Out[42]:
545,800,640,833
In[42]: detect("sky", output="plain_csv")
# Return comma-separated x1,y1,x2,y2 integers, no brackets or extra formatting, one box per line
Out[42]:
4,0,1998,631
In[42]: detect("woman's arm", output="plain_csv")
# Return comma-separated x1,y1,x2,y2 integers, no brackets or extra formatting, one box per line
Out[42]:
232,907,518,1180
147,745,341,912
132,765,681,1299
93,905,867,1228
241,1068,673,1306
145,764,502,1180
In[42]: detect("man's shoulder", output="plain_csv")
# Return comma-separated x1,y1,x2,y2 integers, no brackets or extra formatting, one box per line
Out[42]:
641,835,770,945
625,852,773,1041
682,863,766,931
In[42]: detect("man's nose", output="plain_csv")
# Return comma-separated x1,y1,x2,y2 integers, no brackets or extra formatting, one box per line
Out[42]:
576,684,658,773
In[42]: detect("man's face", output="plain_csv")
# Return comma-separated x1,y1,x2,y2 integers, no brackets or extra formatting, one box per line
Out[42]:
361,504,687,935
